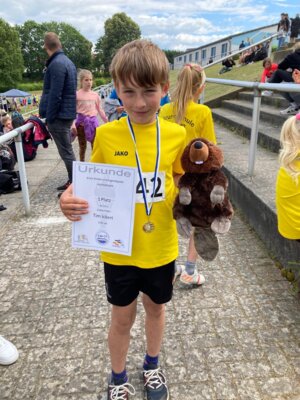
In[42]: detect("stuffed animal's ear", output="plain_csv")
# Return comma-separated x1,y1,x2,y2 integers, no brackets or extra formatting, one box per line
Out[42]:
194,227,219,261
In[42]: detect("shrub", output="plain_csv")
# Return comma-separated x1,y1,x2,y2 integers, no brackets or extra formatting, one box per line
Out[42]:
18,82,44,91
93,77,111,87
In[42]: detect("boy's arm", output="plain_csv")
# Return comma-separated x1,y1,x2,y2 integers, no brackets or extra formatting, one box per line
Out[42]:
59,184,89,222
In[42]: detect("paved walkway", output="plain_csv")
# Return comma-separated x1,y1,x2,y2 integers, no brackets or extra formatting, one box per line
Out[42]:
0,141,300,400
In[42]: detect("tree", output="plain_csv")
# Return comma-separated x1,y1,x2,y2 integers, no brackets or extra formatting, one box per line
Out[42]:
16,20,46,79
163,50,183,65
0,18,24,91
17,21,92,79
94,13,141,74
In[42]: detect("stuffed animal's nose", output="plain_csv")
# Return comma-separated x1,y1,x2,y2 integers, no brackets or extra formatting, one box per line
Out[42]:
190,140,209,163
194,141,203,149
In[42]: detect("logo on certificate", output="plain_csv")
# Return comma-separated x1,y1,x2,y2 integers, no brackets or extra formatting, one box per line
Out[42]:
95,231,110,245
76,234,89,243
112,239,124,248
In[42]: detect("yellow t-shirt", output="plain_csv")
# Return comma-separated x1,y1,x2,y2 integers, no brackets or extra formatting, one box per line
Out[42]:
276,161,300,240
159,100,216,144
91,116,186,268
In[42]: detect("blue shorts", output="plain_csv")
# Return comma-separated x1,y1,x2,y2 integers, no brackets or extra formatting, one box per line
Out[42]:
104,261,176,306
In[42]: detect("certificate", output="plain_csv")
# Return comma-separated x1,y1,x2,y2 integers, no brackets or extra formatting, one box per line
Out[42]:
72,162,136,255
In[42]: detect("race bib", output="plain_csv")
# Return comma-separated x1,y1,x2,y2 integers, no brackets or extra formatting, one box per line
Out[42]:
135,171,165,203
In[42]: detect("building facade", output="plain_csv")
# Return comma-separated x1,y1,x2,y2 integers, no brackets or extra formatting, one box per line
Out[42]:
173,24,277,69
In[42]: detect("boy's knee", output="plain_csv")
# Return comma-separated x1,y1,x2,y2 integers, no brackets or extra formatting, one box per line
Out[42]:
143,298,165,318
112,316,134,333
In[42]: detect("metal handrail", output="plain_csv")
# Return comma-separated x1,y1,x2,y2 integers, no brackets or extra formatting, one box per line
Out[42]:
0,122,34,215
204,78,300,176
0,82,110,217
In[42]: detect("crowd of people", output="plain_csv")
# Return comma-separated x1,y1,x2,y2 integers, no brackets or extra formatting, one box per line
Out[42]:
261,42,300,115
1,26,299,400
0,94,39,113
277,12,300,49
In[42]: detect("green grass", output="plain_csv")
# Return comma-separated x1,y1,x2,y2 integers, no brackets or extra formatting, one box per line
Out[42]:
169,60,264,103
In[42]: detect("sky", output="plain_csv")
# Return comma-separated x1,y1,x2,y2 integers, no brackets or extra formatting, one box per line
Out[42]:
1,1,299,51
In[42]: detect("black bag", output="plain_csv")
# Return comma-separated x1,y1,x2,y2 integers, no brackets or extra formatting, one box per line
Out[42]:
0,170,21,194
0,144,16,171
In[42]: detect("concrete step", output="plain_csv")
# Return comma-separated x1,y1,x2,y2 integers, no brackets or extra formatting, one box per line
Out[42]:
238,91,289,108
273,47,293,64
212,105,281,153
221,98,288,126
215,121,300,273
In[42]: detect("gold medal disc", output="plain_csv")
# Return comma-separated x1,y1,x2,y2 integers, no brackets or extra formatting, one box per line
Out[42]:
143,221,155,233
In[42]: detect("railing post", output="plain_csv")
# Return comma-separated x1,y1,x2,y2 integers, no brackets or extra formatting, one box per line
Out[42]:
248,86,261,177
14,128,31,216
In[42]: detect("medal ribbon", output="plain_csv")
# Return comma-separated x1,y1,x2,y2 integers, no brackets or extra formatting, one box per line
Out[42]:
126,116,161,218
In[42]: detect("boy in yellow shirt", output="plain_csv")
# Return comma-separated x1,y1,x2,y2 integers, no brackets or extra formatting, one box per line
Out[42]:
60,39,186,400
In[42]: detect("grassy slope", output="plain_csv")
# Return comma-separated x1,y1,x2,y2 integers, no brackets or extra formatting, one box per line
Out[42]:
169,60,264,103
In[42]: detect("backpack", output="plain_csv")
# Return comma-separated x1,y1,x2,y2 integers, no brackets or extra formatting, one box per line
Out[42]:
0,170,21,194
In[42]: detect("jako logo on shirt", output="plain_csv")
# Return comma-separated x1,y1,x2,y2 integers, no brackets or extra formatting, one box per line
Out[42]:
114,151,128,156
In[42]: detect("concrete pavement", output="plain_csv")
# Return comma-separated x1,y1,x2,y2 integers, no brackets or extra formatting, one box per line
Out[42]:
0,140,300,400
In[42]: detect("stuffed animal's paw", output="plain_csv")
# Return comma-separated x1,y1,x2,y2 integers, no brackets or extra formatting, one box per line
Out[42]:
194,227,219,261
179,187,192,205
176,217,193,238
210,185,225,206
211,217,231,234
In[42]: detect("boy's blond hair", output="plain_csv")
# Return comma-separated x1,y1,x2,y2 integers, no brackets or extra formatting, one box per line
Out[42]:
171,63,206,124
109,39,169,88
279,115,300,183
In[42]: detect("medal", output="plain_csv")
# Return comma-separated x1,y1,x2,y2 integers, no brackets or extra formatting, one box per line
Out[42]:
127,116,160,234
143,221,155,233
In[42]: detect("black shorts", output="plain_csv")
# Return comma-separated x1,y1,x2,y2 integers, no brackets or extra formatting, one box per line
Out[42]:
104,261,176,306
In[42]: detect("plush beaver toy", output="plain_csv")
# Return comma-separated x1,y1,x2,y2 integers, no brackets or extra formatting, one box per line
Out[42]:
173,138,234,261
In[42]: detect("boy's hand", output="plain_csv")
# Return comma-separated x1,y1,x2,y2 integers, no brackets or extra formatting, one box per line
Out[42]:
59,184,89,222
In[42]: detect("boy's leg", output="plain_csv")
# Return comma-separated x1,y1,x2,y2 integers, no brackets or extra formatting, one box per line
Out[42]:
140,263,174,400
108,300,137,373
142,294,165,357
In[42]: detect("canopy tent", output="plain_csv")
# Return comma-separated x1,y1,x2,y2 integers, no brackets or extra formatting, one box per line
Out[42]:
0,89,31,97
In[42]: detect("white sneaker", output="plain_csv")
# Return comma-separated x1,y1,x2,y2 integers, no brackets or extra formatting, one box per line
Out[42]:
180,271,205,286
262,90,273,96
280,104,299,115
0,336,19,365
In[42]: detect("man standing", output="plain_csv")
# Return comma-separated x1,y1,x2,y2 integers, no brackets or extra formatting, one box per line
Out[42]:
39,32,77,193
